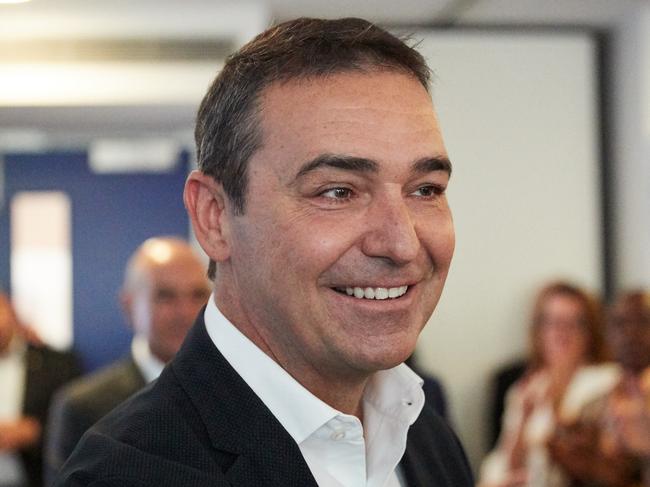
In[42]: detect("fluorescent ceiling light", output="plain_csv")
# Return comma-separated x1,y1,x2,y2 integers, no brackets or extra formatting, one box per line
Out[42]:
89,138,180,174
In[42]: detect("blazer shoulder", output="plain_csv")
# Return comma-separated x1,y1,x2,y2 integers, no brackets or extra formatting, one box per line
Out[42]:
55,367,233,485
54,358,145,417
46,358,147,478
55,429,231,487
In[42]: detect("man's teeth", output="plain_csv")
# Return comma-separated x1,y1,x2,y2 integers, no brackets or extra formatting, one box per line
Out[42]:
341,285,408,300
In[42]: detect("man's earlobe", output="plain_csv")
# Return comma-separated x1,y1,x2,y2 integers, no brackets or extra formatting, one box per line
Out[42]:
184,171,231,262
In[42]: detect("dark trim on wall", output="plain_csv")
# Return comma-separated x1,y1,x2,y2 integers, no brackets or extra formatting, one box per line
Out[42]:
595,31,616,301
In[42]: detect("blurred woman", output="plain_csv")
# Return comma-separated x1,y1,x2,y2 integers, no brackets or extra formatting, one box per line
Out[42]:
479,281,616,487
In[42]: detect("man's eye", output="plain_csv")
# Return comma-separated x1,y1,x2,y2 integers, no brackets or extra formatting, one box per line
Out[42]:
193,289,210,301
155,290,176,303
412,185,444,197
321,187,353,199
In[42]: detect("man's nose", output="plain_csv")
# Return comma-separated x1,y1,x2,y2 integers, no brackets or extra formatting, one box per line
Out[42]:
360,192,419,265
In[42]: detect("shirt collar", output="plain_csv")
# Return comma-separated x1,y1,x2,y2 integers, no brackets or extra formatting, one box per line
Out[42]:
204,297,336,443
131,334,165,383
364,363,424,426
203,295,424,445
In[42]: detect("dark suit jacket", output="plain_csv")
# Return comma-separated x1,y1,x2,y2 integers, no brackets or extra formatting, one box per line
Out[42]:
421,375,447,421
21,344,81,487
45,356,146,483
55,314,473,486
488,358,527,448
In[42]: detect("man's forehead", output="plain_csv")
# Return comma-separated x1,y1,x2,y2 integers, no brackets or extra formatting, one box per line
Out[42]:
247,73,448,190
256,72,442,153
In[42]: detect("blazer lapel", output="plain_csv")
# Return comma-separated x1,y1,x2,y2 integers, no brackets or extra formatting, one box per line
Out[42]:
400,438,433,487
399,408,474,487
171,313,319,487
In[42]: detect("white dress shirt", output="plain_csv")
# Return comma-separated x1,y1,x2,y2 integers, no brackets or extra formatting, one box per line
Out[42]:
130,334,165,383
204,297,425,487
0,338,27,485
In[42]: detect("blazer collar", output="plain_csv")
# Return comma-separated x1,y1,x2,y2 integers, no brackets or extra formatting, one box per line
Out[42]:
400,437,431,487
170,310,318,486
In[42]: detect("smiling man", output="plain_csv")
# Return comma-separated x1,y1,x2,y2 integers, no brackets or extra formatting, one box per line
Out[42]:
56,17,472,487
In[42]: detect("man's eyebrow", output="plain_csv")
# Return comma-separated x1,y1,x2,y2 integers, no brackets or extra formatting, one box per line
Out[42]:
412,156,452,176
294,153,452,179
296,154,379,178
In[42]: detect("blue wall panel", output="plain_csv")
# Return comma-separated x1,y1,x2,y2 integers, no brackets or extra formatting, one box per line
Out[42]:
0,151,190,371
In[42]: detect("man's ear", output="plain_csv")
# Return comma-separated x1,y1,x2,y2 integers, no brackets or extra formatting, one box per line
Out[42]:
184,170,232,262
119,290,134,329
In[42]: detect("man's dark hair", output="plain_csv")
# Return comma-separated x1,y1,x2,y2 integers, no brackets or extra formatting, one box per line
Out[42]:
195,17,431,279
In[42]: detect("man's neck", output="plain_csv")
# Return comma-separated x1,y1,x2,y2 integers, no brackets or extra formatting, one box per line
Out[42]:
282,362,368,419
215,291,370,419
237,319,369,418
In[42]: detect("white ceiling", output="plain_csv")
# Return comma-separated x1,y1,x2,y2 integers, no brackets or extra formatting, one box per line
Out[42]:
269,0,640,26
0,0,640,39
0,0,643,146
457,0,640,27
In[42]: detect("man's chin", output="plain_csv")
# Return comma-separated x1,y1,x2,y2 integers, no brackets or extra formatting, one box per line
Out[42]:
348,343,416,374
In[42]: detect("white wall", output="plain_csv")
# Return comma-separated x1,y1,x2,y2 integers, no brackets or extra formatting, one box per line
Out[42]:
412,31,602,469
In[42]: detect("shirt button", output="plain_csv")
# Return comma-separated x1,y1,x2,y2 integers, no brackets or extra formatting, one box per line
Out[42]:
331,430,346,441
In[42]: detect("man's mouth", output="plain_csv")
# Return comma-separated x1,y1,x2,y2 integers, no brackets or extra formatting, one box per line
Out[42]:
332,285,409,300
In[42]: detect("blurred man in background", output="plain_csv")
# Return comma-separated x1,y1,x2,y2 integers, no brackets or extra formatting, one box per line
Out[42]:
602,291,650,486
45,237,209,481
0,292,80,487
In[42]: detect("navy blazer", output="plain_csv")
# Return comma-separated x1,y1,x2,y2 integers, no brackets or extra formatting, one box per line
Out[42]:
45,356,147,483
55,313,473,486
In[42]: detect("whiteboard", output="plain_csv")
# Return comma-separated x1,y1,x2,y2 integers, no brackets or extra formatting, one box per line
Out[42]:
412,30,601,470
